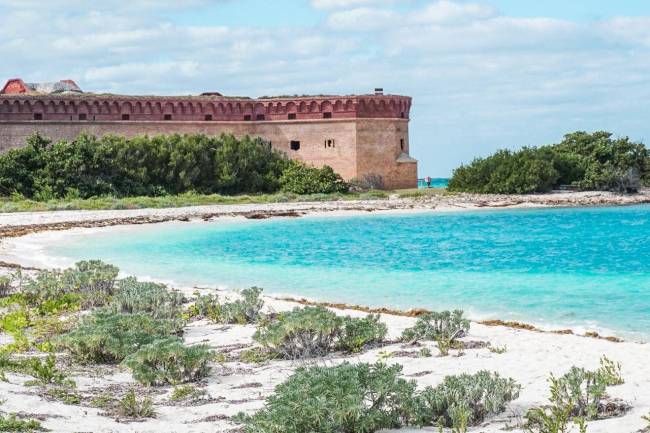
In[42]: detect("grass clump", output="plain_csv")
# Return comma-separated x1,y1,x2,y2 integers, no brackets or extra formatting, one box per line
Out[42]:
55,310,181,363
45,387,81,405
169,384,208,402
236,362,418,433
111,277,184,320
0,413,46,432
118,389,156,419
253,306,387,359
525,356,627,432
0,353,72,387
123,338,212,386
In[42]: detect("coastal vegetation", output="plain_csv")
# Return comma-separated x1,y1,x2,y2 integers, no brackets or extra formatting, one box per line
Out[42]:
449,131,650,194
0,132,349,201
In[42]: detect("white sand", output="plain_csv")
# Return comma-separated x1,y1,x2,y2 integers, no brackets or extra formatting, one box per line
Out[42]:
1,198,649,432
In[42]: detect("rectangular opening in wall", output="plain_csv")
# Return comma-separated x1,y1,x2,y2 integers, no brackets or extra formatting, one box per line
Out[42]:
290,140,300,151
400,112,405,118
204,114,213,121
164,114,172,121
244,114,252,121
323,112,332,119
288,113,296,120
256,114,265,121
33,113,43,120
78,113,87,121
400,138,404,151
122,114,130,121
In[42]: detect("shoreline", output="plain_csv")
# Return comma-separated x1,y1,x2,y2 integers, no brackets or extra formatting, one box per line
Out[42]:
1,194,650,432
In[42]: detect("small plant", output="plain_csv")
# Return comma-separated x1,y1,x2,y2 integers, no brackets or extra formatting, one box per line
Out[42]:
123,338,213,386
239,347,278,364
0,276,12,297
118,389,156,419
63,260,119,307
46,387,81,405
415,371,521,430
489,345,508,354
111,277,184,320
598,355,624,385
236,362,418,433
418,347,432,358
170,385,207,402
401,310,470,344
0,413,45,432
22,354,73,387
56,311,182,363
90,393,115,409
213,287,264,324
253,306,385,359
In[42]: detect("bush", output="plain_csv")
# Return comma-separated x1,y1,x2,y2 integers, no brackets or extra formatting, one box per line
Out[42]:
526,357,626,432
63,260,119,307
56,311,181,363
118,389,156,419
279,161,348,194
253,307,386,359
236,362,419,433
448,131,650,194
215,287,264,324
0,276,11,297
0,413,44,432
169,384,208,402
111,277,184,320
415,371,521,429
123,338,212,386
401,310,470,344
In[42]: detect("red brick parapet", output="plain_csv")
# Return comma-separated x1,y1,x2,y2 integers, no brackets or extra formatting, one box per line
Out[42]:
0,94,411,123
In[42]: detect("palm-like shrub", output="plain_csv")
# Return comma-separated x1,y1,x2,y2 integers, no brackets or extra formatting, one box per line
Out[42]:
56,311,181,363
123,338,212,386
253,307,386,359
401,310,470,344
236,362,418,433
415,371,521,429
215,287,264,324
111,277,184,320
63,260,119,307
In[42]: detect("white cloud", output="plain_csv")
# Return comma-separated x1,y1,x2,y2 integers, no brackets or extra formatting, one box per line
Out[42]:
310,0,399,10
411,0,497,25
326,7,398,31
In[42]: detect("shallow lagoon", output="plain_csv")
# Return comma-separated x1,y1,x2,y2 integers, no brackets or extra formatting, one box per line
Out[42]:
46,205,650,339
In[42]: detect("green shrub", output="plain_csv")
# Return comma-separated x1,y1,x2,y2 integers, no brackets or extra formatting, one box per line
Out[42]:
0,413,45,432
415,371,521,430
279,161,349,194
22,354,72,387
63,260,119,307
401,310,470,344
0,276,11,297
56,311,181,363
123,338,212,386
46,387,81,405
118,389,156,419
111,277,184,320
236,362,419,433
448,131,650,194
169,384,208,402
253,307,386,359
214,287,264,324
526,357,626,432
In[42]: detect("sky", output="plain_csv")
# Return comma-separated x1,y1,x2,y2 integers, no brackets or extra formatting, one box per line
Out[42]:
1,0,650,176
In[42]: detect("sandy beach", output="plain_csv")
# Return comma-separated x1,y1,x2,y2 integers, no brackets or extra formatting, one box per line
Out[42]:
1,192,649,433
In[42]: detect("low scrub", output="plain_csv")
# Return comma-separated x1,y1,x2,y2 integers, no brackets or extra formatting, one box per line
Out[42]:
253,306,387,359
123,338,212,386
63,260,119,307
55,311,182,363
118,389,156,419
111,277,184,320
0,353,72,387
279,161,349,194
526,356,627,433
0,413,45,432
401,310,470,346
236,362,520,433
188,287,264,324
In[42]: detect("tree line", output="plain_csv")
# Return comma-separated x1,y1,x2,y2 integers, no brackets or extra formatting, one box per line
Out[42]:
448,131,650,194
0,133,348,200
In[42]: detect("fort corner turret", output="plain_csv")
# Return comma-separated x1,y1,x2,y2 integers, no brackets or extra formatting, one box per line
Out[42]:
0,80,417,189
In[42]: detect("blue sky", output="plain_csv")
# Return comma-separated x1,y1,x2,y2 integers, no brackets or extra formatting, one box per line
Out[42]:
2,0,650,176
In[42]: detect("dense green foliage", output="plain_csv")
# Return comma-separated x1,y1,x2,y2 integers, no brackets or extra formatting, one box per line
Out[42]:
237,362,520,433
111,278,184,320
0,132,351,199
401,310,470,344
253,307,387,359
0,413,45,432
123,338,212,386
118,389,156,419
188,287,264,324
278,160,348,194
448,131,650,194
55,310,181,363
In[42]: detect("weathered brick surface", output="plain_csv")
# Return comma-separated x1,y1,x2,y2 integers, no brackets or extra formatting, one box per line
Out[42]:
0,93,417,189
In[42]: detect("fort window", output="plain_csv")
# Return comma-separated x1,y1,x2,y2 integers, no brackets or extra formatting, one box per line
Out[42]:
33,113,43,120
122,114,130,121
323,112,332,119
400,139,404,151
244,114,252,121
78,113,87,121
288,113,297,120
204,114,213,121
290,140,300,151
400,112,405,118
325,139,335,148
256,114,265,121
164,114,172,121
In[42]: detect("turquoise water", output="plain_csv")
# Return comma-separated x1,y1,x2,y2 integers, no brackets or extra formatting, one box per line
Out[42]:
418,178,449,188
46,205,650,339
